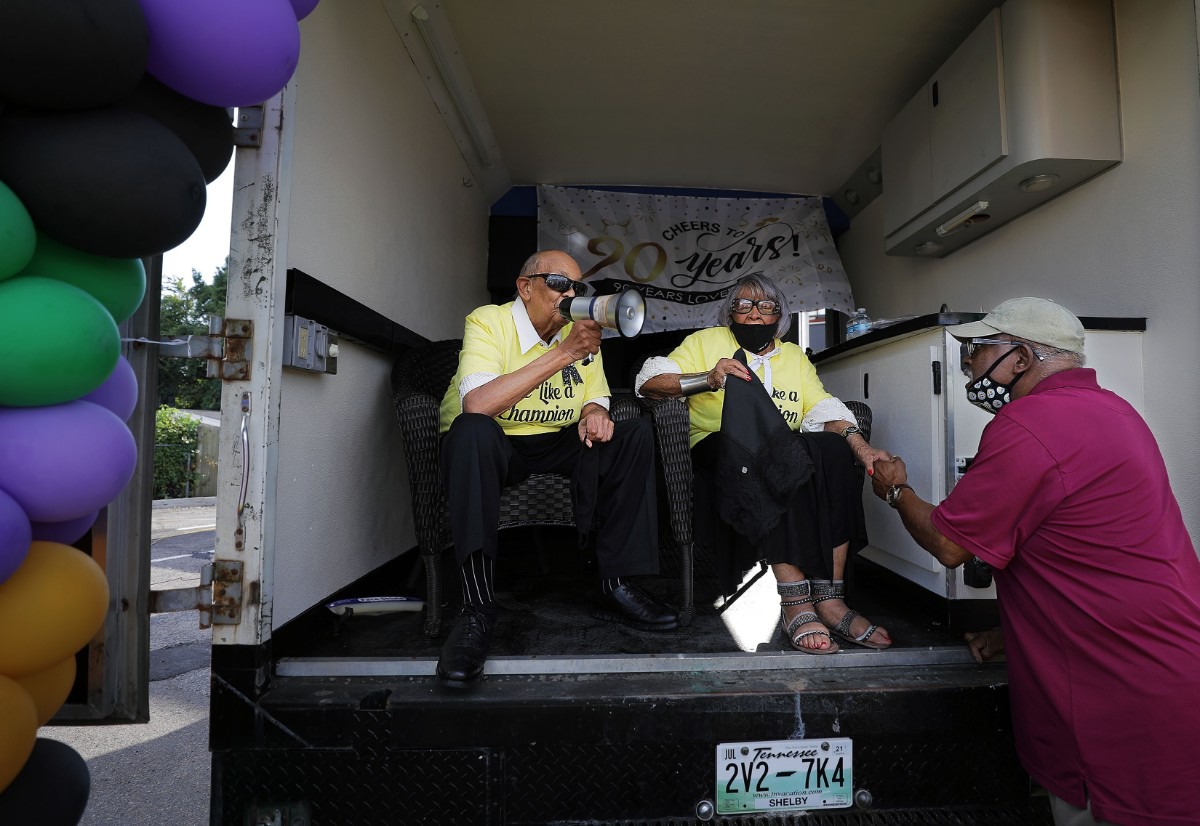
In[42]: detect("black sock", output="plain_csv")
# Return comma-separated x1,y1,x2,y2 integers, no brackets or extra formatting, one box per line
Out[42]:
461,551,496,616
601,576,625,595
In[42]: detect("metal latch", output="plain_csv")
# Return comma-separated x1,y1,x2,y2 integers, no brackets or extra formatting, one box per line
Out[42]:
158,316,253,380
149,560,244,629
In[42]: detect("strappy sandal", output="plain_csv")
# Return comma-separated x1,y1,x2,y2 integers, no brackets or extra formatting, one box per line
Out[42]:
777,581,838,655
811,579,891,650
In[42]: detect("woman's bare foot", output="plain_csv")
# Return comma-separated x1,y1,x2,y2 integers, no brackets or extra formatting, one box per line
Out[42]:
776,578,839,654
811,579,892,650
781,600,837,653
814,597,892,648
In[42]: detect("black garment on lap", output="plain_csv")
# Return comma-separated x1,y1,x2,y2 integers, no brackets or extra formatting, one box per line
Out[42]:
692,353,868,595
711,348,813,541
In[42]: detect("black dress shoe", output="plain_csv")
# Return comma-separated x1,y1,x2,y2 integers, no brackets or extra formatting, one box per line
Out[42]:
593,583,679,631
436,609,493,686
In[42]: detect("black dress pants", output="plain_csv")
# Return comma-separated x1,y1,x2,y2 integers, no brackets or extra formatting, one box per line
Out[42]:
440,413,660,579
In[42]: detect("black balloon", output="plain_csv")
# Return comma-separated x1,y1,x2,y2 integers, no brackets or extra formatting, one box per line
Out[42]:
0,108,206,259
115,75,235,184
0,0,148,110
0,738,90,826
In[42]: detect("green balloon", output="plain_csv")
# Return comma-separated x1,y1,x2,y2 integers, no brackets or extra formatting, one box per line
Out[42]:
16,233,146,323
0,181,36,281
0,277,120,407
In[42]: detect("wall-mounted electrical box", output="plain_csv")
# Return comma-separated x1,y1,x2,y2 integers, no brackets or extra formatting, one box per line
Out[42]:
282,315,339,374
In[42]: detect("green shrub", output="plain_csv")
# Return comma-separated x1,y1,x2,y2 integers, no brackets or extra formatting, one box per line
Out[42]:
154,407,201,500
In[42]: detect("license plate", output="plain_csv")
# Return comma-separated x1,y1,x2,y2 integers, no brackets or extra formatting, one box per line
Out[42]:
715,738,853,814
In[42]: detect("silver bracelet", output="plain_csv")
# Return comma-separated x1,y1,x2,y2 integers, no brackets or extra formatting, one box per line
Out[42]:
678,374,714,396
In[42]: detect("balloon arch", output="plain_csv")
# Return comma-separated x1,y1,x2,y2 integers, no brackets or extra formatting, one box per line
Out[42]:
0,0,318,820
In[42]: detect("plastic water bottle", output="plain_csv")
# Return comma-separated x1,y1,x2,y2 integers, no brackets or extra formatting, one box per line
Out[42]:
846,308,872,339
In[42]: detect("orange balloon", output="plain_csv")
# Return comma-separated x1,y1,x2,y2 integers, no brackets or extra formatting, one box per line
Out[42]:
0,542,108,676
13,656,76,726
0,674,37,793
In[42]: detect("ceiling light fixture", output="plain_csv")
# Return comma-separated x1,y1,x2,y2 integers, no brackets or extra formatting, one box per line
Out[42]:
411,4,495,169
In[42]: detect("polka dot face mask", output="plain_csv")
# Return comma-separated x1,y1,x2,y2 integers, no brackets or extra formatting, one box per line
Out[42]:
965,346,1021,415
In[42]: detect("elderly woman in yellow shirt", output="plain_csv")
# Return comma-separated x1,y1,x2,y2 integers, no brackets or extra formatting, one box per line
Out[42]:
638,274,892,654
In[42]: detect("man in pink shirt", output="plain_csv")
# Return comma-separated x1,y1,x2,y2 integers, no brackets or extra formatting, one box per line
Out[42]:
871,297,1200,826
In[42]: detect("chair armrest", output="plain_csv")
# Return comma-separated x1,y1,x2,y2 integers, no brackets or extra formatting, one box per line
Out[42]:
843,399,873,491
392,389,446,556
609,392,642,424
643,397,694,546
844,400,872,443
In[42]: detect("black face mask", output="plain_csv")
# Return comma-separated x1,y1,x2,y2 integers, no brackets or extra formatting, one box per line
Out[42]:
730,321,779,354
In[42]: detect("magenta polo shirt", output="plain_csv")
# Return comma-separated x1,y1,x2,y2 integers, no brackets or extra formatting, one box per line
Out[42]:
932,369,1200,826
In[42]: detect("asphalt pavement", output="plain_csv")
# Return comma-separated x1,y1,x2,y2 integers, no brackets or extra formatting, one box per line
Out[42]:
43,498,217,826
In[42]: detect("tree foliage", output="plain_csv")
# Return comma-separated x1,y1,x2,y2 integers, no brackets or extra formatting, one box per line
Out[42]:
158,264,227,410
154,406,200,500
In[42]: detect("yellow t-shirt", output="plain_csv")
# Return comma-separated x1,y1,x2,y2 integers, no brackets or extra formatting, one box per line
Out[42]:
667,326,832,447
439,302,611,435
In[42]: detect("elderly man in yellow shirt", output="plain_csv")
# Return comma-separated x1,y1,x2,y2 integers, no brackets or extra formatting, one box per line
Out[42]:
436,249,677,687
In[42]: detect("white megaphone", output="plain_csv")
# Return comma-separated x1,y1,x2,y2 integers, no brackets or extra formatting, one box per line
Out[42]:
558,290,645,338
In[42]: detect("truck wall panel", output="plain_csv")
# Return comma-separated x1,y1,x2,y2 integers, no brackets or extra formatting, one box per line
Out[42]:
266,0,492,627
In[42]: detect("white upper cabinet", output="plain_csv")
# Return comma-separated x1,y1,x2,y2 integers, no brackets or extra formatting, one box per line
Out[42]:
928,11,1007,208
881,0,1121,258
885,11,1007,238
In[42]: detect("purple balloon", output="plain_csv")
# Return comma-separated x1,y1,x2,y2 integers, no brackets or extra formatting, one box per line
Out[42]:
30,510,100,547
0,401,137,523
289,0,319,20
140,0,301,107
81,355,139,421
0,487,32,584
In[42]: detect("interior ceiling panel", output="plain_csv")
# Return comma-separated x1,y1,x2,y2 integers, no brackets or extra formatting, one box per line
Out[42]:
441,0,999,195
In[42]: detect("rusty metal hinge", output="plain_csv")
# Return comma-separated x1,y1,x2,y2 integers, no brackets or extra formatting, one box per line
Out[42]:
158,316,253,381
148,560,244,629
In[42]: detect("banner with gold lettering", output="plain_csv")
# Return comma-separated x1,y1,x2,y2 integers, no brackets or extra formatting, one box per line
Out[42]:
536,185,855,334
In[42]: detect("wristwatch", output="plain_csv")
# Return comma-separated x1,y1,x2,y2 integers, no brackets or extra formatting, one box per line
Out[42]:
840,425,862,439
886,483,913,509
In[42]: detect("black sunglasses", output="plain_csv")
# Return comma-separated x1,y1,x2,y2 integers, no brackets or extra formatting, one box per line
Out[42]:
527,273,590,296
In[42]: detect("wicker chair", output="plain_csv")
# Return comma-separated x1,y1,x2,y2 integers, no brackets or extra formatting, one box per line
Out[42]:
390,338,644,637
640,394,873,626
